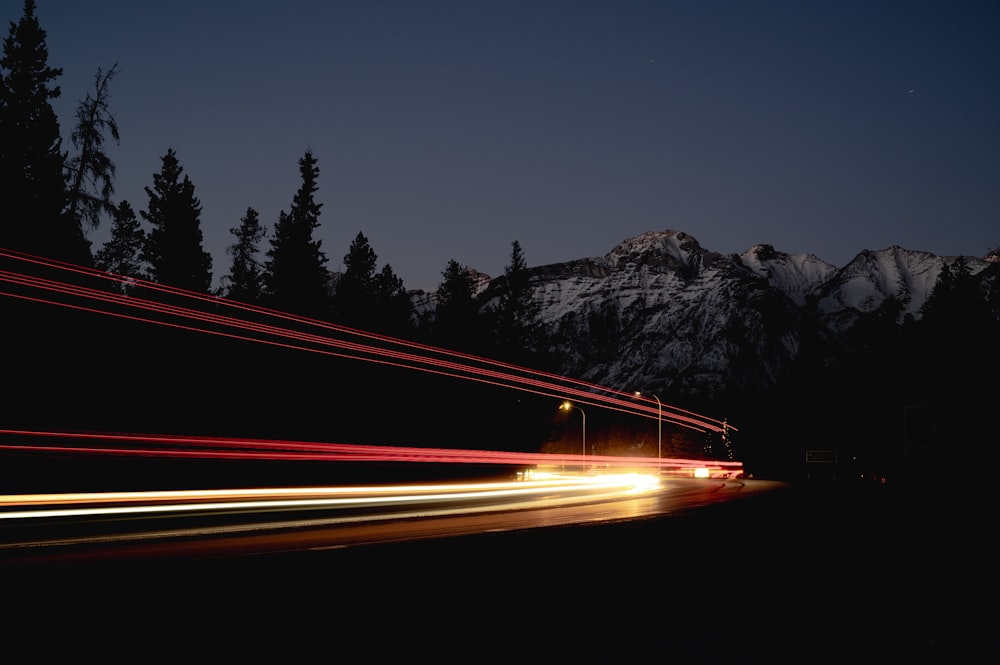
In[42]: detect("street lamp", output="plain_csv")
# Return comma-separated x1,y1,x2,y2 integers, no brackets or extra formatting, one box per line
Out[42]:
635,391,662,473
560,400,586,470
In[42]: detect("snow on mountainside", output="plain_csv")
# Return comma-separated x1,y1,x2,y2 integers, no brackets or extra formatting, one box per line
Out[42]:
457,229,992,401
814,247,951,332
740,244,837,307
503,230,808,400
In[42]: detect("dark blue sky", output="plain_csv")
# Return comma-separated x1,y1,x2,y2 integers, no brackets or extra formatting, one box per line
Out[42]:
13,0,1000,291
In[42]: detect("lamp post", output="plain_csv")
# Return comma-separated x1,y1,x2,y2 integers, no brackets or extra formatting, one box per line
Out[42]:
560,400,586,471
635,391,662,474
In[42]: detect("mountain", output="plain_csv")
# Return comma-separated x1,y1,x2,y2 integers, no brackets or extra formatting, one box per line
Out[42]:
3,227,993,487
463,230,990,400
410,229,997,476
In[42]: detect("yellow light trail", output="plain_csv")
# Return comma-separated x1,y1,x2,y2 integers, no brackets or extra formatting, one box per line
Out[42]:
0,472,662,521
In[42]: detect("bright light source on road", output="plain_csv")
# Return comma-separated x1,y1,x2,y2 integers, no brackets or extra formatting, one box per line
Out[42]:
625,473,661,493
589,472,661,493
694,467,710,478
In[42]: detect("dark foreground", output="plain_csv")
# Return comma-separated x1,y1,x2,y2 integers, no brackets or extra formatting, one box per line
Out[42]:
7,477,992,660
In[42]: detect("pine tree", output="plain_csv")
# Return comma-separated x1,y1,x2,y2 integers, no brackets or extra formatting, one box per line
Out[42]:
140,148,212,292
433,259,484,351
334,231,378,326
910,255,992,401
373,263,414,337
65,63,119,234
921,256,982,327
920,260,955,322
0,0,90,265
223,206,266,304
334,230,414,334
94,200,145,294
264,149,330,317
492,239,543,364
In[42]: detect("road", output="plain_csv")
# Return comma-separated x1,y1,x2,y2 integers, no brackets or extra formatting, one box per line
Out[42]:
0,472,781,565
4,471,988,660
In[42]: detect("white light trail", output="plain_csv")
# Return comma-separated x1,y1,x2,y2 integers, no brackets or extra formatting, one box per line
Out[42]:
0,472,662,521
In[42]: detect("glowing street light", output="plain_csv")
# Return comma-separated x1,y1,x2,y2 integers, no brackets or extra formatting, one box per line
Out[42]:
559,400,586,470
635,391,662,474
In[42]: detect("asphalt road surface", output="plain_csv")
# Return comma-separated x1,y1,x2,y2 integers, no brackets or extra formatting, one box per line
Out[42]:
6,476,991,661
0,476,773,563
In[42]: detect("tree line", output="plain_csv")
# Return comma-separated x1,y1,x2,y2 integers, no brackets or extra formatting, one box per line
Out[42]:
0,0,549,366
6,1,996,474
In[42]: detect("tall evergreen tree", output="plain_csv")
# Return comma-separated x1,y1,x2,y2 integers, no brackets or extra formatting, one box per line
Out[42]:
0,0,90,265
492,239,543,364
94,200,145,294
920,260,955,322
433,259,484,352
223,206,266,303
140,148,212,292
910,255,990,401
334,231,378,326
264,149,330,317
65,63,119,234
334,230,414,335
920,256,986,330
373,263,414,337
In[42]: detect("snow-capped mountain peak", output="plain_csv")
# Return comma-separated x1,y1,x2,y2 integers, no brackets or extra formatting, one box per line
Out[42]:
472,229,992,401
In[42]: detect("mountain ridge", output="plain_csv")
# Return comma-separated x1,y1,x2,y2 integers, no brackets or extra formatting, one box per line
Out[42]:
459,229,995,405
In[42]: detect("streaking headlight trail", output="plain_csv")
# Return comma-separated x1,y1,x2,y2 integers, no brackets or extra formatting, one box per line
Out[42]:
0,472,662,521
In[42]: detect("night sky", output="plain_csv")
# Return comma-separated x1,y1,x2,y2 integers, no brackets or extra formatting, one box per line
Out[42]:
14,0,1000,291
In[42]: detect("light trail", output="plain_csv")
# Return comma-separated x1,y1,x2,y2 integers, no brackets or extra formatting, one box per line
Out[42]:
1,278,709,430
0,472,663,520
0,247,733,433
0,429,744,477
0,248,743,487
2,247,728,429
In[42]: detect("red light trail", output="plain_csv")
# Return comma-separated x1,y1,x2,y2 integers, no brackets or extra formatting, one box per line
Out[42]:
0,429,743,476
0,246,741,476
0,247,734,432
